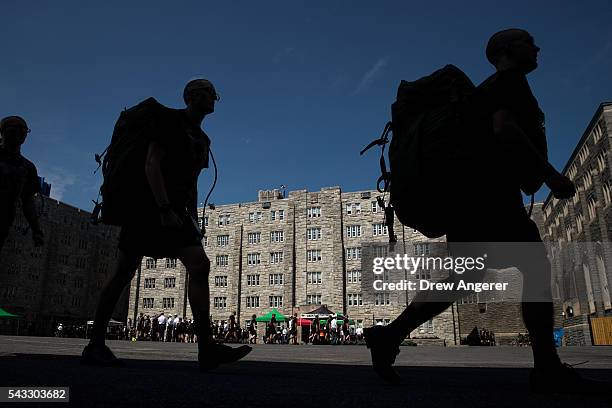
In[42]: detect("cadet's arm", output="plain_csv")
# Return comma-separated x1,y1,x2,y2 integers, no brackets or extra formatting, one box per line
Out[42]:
492,109,557,182
493,110,575,198
145,142,170,207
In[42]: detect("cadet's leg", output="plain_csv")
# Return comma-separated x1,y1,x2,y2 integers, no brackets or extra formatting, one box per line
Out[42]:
175,245,211,346
90,250,143,345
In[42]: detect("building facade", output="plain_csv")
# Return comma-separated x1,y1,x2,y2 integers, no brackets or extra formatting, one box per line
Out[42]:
0,196,124,336
542,102,612,344
127,187,458,344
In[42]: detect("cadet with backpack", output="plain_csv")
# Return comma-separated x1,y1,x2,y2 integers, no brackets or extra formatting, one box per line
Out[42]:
82,79,251,369
362,29,602,394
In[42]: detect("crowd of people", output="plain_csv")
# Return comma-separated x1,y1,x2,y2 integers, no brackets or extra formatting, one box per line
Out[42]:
464,326,497,346
128,312,198,343
307,314,363,345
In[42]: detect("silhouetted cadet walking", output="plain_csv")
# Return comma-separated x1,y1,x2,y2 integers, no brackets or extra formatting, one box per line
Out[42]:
0,116,44,255
365,29,603,393
82,79,251,369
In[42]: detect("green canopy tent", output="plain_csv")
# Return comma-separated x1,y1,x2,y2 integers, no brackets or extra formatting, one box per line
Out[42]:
0,307,20,335
0,307,18,318
255,308,287,322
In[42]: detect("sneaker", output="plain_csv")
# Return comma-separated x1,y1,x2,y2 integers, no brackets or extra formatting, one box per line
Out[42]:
199,343,252,371
364,326,401,384
529,362,610,394
81,343,124,367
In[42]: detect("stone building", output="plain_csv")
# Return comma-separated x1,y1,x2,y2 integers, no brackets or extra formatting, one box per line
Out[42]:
127,187,458,344
0,196,124,336
542,102,612,345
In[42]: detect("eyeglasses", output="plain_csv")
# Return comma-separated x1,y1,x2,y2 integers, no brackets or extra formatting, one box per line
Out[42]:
0,125,31,133
192,87,220,102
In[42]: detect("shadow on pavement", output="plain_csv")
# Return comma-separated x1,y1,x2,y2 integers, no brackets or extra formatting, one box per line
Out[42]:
1,353,611,408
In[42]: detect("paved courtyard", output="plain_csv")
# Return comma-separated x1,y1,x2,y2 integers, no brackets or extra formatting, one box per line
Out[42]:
1,336,611,407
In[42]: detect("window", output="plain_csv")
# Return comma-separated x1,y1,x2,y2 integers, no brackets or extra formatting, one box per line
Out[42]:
246,296,260,308
578,145,590,165
307,207,321,218
269,295,283,308
144,278,156,288
249,212,262,223
588,196,597,220
145,258,157,269
584,171,593,189
346,202,361,215
76,257,87,269
269,274,284,285
203,236,208,246
270,231,284,242
78,239,88,250
346,247,361,260
165,258,177,268
270,210,284,221
162,298,175,308
603,182,611,207
270,252,284,264
347,270,362,283
217,235,230,247
213,297,227,309
71,296,81,307
56,274,66,285
307,249,322,262
374,245,388,257
418,319,434,334
247,253,261,266
214,276,228,287
347,293,363,306
218,214,231,226
306,294,322,305
414,243,430,256
576,212,584,233
592,120,604,143
596,152,606,173
307,227,322,240
164,277,176,288
216,255,229,266
3,286,17,299
247,274,260,286
375,293,390,306
204,216,209,227
567,164,578,180
417,267,431,280
247,232,261,244
143,298,154,308
346,225,362,238
307,271,322,284
372,223,388,236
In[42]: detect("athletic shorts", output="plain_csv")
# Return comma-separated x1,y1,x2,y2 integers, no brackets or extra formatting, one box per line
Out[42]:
118,209,202,258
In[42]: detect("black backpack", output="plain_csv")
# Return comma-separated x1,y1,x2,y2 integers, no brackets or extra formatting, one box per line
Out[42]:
361,65,476,239
91,97,167,225
92,98,219,231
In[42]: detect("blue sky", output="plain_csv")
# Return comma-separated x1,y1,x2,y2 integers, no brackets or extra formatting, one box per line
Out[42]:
1,1,611,210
